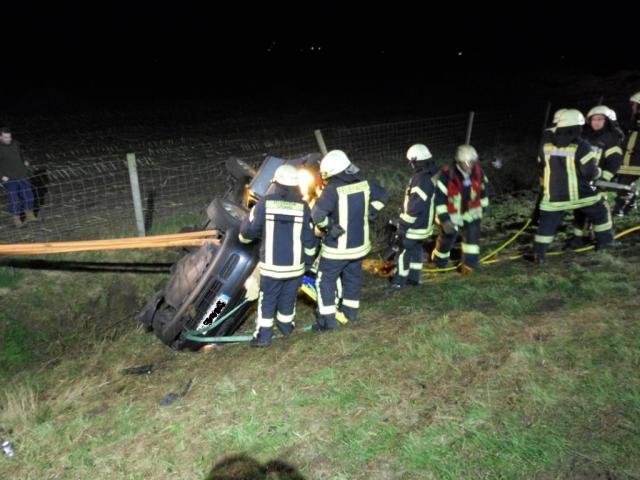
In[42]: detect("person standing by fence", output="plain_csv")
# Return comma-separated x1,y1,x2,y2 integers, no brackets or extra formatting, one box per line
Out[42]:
432,144,490,274
311,150,388,331
533,109,615,263
0,127,38,227
239,164,317,347
568,106,623,247
387,143,436,293
613,91,640,216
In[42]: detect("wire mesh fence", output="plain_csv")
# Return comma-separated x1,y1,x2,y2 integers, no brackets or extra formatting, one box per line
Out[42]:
1,94,634,245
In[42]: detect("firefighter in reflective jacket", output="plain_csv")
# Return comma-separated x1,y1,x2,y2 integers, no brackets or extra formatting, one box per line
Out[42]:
432,144,489,274
533,109,569,225
239,164,317,347
387,144,436,293
311,150,388,331
613,91,640,216
534,109,614,262
570,105,624,246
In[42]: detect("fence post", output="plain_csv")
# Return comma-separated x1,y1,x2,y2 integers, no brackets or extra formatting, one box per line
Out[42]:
464,111,475,145
126,153,146,237
314,129,328,156
542,101,552,130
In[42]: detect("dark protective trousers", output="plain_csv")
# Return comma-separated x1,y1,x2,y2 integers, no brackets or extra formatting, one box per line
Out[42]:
572,198,613,243
535,199,613,258
433,220,481,269
255,275,303,335
391,238,423,285
316,257,362,329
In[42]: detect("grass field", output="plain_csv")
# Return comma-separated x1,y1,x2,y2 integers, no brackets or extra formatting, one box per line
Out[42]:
1,199,640,479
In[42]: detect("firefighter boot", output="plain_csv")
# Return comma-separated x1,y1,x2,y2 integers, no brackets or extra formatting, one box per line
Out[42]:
25,211,39,222
250,327,273,348
12,215,23,228
275,320,294,337
565,236,585,249
596,239,622,251
385,283,403,295
459,264,474,276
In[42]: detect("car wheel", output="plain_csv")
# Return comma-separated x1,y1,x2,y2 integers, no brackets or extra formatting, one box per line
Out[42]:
152,303,181,347
206,198,248,231
225,156,257,180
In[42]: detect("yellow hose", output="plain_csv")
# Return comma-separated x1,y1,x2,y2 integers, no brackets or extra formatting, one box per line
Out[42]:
423,219,531,273
422,223,640,273
480,219,532,262
614,225,640,239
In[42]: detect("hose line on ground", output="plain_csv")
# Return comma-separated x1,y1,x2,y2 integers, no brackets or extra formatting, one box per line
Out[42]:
423,223,640,272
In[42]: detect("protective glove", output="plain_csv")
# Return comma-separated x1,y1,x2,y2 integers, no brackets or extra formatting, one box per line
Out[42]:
304,259,315,274
441,220,458,236
594,167,602,180
328,224,345,239
391,231,405,251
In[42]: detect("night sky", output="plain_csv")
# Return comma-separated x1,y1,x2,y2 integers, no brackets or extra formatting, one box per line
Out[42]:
2,1,639,106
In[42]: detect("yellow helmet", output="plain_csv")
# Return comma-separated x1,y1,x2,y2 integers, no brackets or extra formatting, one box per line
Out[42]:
555,109,585,128
630,91,640,104
273,164,299,187
587,105,616,121
320,150,351,179
406,143,432,161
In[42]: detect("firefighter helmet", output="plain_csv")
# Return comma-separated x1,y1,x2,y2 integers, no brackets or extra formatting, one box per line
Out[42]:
273,164,299,187
555,109,585,128
587,105,616,121
630,91,640,104
406,143,432,161
552,108,567,125
320,150,351,179
455,145,479,165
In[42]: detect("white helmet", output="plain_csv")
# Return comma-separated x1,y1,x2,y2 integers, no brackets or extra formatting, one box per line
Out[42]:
273,164,299,187
320,150,351,179
630,91,640,104
406,143,432,161
555,109,585,128
552,108,568,125
587,105,616,121
455,145,479,165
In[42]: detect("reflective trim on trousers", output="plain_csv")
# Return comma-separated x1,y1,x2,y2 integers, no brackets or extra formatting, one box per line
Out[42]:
342,298,359,309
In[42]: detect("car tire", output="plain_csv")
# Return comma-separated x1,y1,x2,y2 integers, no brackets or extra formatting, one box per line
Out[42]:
152,303,181,346
225,156,257,180
206,198,248,231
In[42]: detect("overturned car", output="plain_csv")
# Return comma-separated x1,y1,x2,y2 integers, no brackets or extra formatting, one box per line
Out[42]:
138,154,321,350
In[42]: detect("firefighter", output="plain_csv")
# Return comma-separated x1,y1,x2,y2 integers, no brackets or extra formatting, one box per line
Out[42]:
569,105,623,247
311,150,388,331
613,91,640,216
533,109,568,225
387,143,436,293
534,109,615,262
432,144,489,274
239,164,317,347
